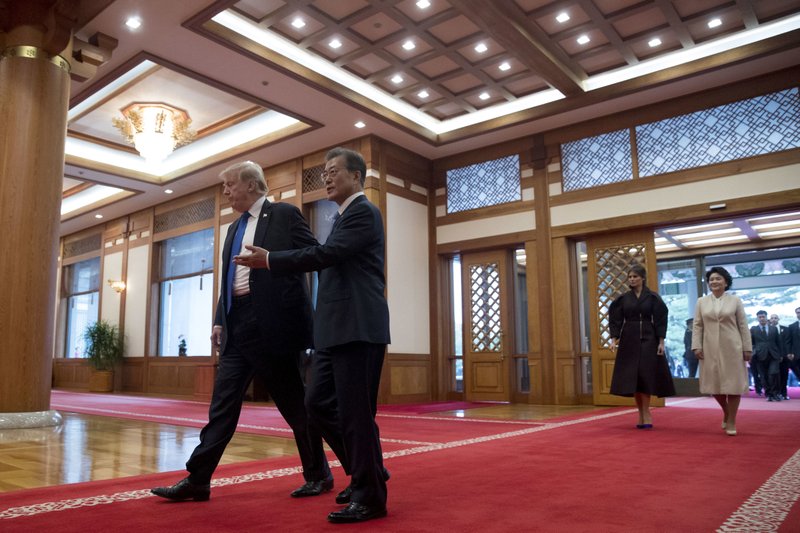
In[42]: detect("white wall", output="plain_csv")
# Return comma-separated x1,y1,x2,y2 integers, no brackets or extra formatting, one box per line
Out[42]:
101,251,123,326
387,193,430,354
551,163,800,227
124,245,148,357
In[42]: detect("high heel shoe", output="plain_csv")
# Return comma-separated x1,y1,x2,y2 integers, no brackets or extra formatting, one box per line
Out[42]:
636,423,653,429
726,427,737,436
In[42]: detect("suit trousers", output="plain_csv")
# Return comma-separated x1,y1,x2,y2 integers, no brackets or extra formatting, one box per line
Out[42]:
754,357,778,398
306,342,387,508
186,298,329,484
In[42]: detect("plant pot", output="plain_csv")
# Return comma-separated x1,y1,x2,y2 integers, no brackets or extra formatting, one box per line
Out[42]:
89,370,114,392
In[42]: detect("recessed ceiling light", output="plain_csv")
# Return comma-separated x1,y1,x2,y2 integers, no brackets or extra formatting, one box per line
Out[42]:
125,17,141,30
416,0,431,8
648,38,662,48
402,40,415,51
474,43,488,53
329,39,342,49
95,214,104,219
498,61,511,71
354,121,366,128
556,12,570,23
164,189,174,194
418,90,429,98
391,74,404,84
479,92,490,100
708,18,722,29
577,35,590,45
291,17,306,29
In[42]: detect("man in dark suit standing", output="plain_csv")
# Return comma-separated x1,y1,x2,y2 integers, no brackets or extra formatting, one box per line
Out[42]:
751,310,783,402
784,306,800,398
770,313,790,400
237,147,390,523
151,161,331,501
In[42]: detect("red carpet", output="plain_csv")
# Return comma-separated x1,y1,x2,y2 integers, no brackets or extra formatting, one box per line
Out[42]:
3,401,799,532
49,390,545,450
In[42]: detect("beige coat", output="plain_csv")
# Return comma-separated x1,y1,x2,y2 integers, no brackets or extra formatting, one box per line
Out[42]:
692,292,753,395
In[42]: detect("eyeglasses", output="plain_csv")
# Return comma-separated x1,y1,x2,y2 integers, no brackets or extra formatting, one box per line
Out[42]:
321,167,347,179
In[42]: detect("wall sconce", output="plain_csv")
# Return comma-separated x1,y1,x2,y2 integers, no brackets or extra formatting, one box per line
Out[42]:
108,279,126,293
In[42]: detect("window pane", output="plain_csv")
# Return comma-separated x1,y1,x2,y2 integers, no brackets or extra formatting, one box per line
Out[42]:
658,258,700,378
637,88,800,177
451,256,463,392
68,257,100,293
561,130,633,192
65,292,99,358
446,154,521,213
158,274,213,356
160,228,214,278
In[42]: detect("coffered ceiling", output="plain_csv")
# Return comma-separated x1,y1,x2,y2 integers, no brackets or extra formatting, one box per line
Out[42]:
40,0,800,233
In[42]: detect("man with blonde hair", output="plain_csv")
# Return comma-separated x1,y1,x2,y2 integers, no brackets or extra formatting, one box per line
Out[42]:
152,161,331,501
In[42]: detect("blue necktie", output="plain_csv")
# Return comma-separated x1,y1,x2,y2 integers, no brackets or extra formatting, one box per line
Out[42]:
226,211,250,312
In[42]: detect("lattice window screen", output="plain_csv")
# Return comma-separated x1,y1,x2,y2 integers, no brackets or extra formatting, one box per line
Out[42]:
154,198,215,234
302,165,325,193
469,263,502,353
63,233,101,258
594,244,647,349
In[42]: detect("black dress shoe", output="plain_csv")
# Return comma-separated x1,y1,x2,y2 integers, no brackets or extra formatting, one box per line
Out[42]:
151,477,210,501
290,476,333,498
335,468,390,504
328,502,387,523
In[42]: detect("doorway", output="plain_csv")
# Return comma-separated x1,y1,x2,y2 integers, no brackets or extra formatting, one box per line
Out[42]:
460,250,513,401
585,229,662,406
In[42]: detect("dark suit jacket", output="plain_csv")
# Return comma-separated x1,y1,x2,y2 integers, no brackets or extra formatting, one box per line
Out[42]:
269,195,391,350
750,324,782,362
214,200,318,354
786,321,800,356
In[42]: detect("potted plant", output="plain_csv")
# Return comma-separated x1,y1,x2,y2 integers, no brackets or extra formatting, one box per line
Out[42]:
83,320,123,392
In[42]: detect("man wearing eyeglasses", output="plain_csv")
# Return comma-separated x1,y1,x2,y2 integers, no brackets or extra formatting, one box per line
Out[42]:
235,147,390,523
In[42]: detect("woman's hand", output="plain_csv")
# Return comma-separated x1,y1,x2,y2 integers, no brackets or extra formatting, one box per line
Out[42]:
657,339,665,356
610,338,618,352
743,351,752,362
694,349,704,360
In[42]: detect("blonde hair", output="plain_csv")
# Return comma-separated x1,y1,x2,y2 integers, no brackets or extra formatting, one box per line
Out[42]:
219,161,268,194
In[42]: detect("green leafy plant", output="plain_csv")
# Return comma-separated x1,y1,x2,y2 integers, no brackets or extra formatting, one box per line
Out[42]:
83,320,123,371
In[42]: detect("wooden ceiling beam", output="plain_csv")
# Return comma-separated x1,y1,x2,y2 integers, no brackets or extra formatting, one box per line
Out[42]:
448,0,584,96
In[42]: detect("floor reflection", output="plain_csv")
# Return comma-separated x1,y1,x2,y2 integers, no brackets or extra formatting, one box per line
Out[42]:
0,412,300,492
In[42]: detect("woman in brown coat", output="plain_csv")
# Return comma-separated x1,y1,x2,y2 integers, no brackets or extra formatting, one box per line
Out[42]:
692,266,753,436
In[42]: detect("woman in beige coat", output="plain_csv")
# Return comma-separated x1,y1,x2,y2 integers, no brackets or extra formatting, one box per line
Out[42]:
692,266,753,436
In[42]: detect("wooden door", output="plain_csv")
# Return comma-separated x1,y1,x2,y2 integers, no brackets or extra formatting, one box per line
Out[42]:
461,250,512,401
586,229,662,406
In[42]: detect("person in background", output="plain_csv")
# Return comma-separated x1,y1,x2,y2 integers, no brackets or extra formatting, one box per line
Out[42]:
608,264,675,429
784,307,800,396
683,318,698,378
235,147,391,524
692,267,752,436
151,161,331,502
770,313,790,400
751,310,783,402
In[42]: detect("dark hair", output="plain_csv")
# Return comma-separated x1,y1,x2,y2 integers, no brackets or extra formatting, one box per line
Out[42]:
629,263,647,281
756,310,767,317
326,147,366,186
705,266,733,290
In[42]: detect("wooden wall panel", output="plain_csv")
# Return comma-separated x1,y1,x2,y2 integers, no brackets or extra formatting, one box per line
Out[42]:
383,355,431,404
